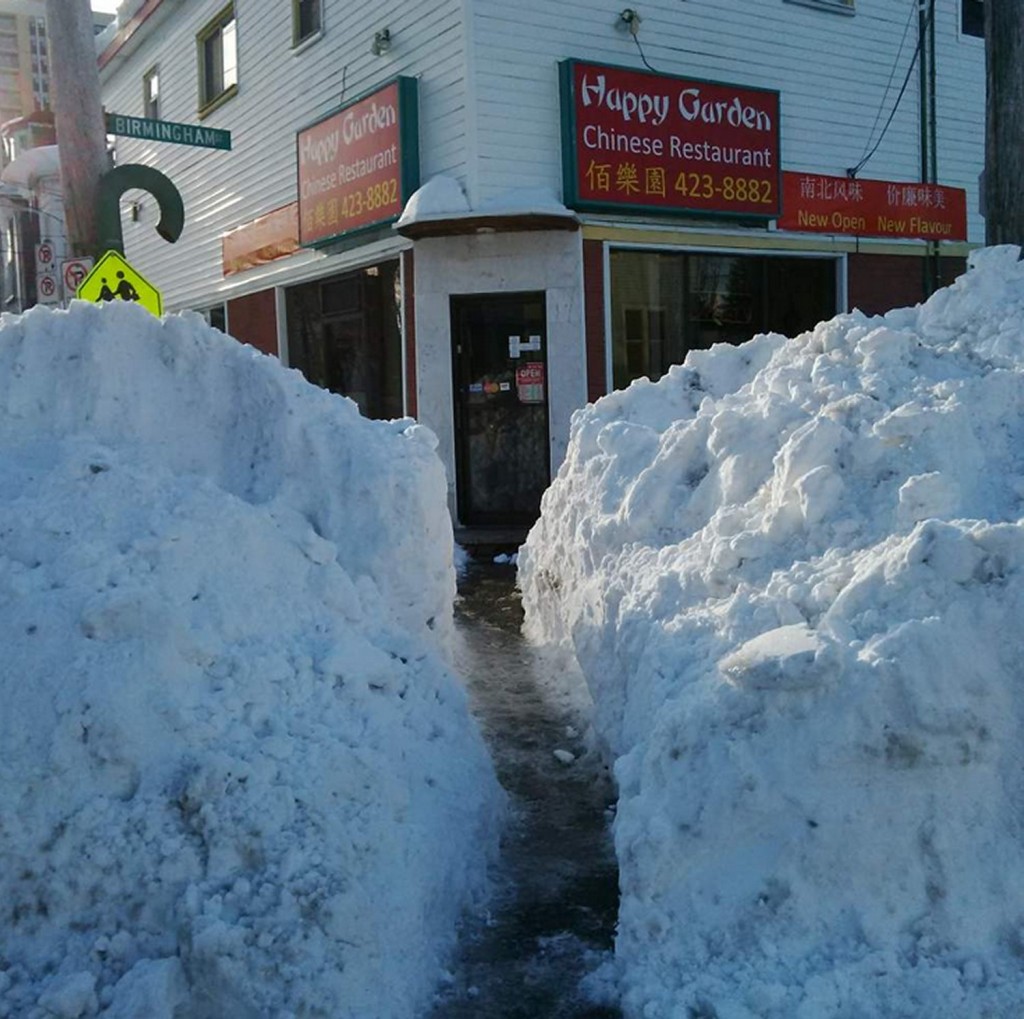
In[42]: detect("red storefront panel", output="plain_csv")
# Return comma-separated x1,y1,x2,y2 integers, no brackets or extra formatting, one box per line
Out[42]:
780,172,967,241
227,290,278,357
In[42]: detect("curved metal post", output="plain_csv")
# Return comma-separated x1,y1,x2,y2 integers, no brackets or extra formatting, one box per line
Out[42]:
97,164,184,256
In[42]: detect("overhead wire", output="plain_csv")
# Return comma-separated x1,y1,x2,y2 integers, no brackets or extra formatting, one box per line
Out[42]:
857,0,917,165
632,31,658,73
847,0,931,178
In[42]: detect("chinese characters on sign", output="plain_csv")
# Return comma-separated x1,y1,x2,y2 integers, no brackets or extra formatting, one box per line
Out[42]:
560,60,781,218
778,172,968,241
296,78,419,247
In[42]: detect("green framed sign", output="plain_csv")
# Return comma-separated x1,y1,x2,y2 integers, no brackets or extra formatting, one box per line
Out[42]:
559,59,781,221
105,113,231,151
296,77,420,248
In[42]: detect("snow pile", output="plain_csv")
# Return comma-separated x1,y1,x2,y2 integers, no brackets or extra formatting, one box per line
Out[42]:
0,302,504,1019
519,246,1024,1017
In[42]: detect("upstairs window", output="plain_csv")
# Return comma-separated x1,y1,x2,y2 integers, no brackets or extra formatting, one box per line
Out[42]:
197,4,237,117
293,0,322,47
143,66,159,120
962,0,983,38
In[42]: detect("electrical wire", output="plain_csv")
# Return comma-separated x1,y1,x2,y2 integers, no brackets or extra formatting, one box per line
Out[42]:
632,32,658,73
857,0,917,164
847,0,932,178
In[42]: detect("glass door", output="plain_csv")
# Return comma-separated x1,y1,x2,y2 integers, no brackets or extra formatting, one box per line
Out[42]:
451,292,551,525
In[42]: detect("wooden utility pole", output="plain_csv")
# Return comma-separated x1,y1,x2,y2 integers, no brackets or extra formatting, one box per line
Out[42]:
985,0,1024,246
46,0,108,258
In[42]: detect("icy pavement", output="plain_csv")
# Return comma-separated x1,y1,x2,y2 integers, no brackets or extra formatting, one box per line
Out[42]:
430,560,622,1019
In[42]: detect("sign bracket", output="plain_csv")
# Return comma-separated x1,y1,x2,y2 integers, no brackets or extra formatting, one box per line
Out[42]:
97,164,184,257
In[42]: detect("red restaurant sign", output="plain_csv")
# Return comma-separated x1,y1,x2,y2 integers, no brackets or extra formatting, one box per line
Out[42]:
779,172,967,241
560,60,781,218
297,78,419,246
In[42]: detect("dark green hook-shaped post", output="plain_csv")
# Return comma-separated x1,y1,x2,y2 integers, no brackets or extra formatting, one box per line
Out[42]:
96,164,184,256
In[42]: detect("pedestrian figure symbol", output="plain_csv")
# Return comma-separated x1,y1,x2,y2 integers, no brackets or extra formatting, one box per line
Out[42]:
76,250,163,317
98,270,140,303
116,272,139,301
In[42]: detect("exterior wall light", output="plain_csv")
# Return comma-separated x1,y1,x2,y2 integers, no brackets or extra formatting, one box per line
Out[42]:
619,9,642,34
371,28,392,56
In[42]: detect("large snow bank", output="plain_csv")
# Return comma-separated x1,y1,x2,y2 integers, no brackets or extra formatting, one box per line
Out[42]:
519,246,1024,1017
0,302,504,1018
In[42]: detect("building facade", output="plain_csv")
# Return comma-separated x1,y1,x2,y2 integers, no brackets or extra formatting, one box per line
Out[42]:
97,0,984,527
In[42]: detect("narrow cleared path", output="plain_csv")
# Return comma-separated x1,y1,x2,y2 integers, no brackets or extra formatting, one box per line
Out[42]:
430,559,622,1019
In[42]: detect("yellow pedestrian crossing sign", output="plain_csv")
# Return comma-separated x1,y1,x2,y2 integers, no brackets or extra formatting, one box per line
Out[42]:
77,250,163,317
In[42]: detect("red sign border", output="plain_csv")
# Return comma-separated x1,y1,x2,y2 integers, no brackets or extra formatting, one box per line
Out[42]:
559,58,782,221
296,76,420,249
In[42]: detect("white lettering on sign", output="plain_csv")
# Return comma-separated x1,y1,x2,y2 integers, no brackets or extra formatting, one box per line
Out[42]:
111,116,224,147
582,125,665,155
580,73,670,126
300,130,340,168
677,89,773,132
342,101,397,144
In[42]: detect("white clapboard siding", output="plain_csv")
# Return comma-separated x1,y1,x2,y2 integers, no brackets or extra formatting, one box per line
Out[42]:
934,2,985,239
469,0,984,241
99,0,985,316
101,0,467,312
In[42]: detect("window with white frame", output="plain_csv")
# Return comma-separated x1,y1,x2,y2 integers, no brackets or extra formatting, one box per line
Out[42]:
197,4,237,116
143,66,159,120
293,0,322,47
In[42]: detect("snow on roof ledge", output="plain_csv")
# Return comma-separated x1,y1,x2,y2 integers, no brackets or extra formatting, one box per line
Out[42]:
1,145,60,189
395,175,578,238
396,175,471,225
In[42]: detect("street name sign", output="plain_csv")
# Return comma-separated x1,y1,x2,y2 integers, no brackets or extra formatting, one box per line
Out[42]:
105,113,231,151
77,250,163,317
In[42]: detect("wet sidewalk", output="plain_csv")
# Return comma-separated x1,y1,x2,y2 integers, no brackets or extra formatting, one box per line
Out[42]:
430,560,622,1019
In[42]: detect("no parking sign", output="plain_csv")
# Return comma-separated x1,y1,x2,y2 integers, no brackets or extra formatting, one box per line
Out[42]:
37,273,59,304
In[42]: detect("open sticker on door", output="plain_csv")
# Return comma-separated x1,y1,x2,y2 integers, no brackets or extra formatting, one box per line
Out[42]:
516,361,545,404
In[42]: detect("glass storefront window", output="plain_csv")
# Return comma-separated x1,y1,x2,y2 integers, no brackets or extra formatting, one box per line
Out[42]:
285,260,404,420
610,250,837,390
